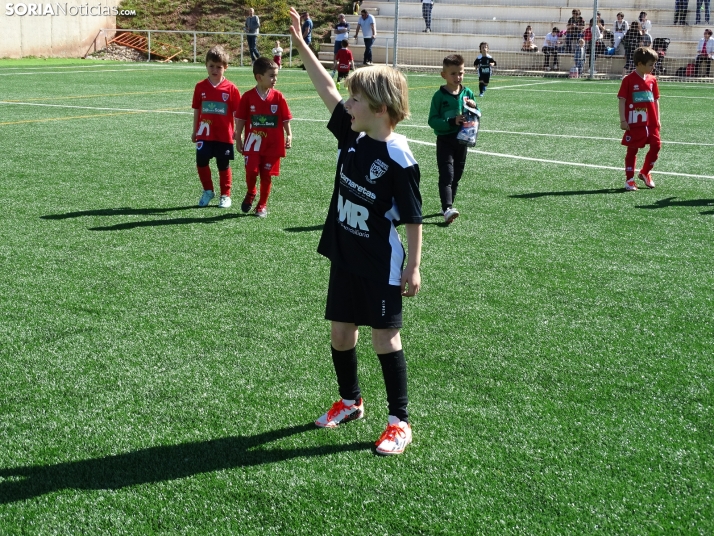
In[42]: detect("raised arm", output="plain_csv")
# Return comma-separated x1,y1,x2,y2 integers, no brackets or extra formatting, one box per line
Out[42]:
289,7,341,113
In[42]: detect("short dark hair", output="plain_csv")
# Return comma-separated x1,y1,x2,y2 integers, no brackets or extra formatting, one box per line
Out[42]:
442,54,464,68
552,27,559,33
253,56,278,75
479,42,488,49
341,39,349,48
361,9,367,14
633,46,658,65
205,45,229,67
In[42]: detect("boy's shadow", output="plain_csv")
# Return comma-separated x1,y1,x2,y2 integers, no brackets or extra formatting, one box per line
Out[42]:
41,206,198,220
0,423,373,504
509,188,622,199
422,212,451,227
636,197,714,215
41,206,249,231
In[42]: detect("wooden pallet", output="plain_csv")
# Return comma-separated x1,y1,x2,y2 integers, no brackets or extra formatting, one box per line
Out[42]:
109,32,182,62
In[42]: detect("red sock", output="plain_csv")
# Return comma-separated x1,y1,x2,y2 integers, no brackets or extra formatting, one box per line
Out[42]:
219,168,232,197
257,174,273,209
245,172,258,201
640,145,660,176
197,166,213,191
624,147,638,180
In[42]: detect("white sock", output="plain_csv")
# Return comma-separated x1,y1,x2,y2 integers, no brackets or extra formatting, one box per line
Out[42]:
342,398,356,406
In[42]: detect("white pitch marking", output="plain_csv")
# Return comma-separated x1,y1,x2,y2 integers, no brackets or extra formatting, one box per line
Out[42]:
2,102,712,178
407,138,714,180
0,101,190,114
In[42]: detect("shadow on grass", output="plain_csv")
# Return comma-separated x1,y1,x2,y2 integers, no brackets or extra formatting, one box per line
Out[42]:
0,423,373,504
635,197,714,214
284,224,324,233
88,213,247,231
41,206,250,231
41,206,199,220
421,212,450,227
509,188,623,199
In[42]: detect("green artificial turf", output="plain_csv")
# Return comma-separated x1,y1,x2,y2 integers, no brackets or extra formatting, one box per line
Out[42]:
0,59,712,534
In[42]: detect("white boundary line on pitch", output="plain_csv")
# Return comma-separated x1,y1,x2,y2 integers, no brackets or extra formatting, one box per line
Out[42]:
495,87,714,99
490,80,561,90
407,138,714,180
0,101,190,114
2,101,713,179
3,102,712,147
396,124,714,147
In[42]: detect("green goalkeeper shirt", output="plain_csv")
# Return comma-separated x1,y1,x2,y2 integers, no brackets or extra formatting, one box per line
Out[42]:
428,85,478,137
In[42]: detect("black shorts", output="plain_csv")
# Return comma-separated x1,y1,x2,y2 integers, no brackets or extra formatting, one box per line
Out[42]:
325,264,403,329
196,140,235,167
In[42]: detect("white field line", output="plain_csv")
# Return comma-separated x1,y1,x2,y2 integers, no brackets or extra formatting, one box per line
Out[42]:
0,101,189,114
396,124,714,147
495,87,714,99
2,101,712,179
407,138,714,180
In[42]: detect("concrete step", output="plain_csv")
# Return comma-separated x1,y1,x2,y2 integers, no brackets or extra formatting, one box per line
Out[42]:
318,44,701,76
335,32,695,57
341,16,707,42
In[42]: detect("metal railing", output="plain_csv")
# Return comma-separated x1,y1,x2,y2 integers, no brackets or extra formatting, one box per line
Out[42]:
97,28,294,66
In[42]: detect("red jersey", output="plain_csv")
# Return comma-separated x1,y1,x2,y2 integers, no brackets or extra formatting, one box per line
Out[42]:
192,78,241,144
335,48,354,73
617,71,660,129
236,87,292,158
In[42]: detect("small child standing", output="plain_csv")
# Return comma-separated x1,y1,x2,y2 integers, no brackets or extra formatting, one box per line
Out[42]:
428,54,479,224
191,46,241,208
618,47,660,191
574,38,586,77
272,40,283,69
235,57,293,217
473,42,497,97
334,39,355,90
289,7,423,456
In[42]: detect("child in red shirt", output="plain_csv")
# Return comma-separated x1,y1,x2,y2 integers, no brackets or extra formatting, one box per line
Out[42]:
191,46,241,208
334,39,355,89
618,47,660,191
235,57,293,217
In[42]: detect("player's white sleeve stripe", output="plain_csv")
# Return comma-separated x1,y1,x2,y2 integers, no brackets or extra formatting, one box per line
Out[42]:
385,200,404,286
386,134,418,169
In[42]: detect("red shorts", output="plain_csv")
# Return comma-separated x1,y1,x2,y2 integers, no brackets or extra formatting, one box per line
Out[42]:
622,126,661,149
273,55,282,67
244,153,281,176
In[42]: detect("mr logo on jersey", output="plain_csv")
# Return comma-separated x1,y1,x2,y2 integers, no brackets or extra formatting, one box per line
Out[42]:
367,159,388,184
337,193,369,232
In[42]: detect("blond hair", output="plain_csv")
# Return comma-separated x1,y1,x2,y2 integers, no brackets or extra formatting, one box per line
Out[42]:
345,65,410,126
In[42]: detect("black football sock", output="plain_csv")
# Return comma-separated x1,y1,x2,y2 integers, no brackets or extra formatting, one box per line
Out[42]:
378,350,408,423
331,346,361,402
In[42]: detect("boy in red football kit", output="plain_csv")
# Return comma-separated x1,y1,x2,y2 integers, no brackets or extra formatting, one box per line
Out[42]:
618,47,661,191
334,39,355,90
235,57,293,217
191,46,241,208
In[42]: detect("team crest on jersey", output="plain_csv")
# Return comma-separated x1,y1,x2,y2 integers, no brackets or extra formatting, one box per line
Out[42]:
222,92,229,102
271,105,278,113
263,163,272,170
368,159,389,184
250,105,256,112
634,84,640,90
